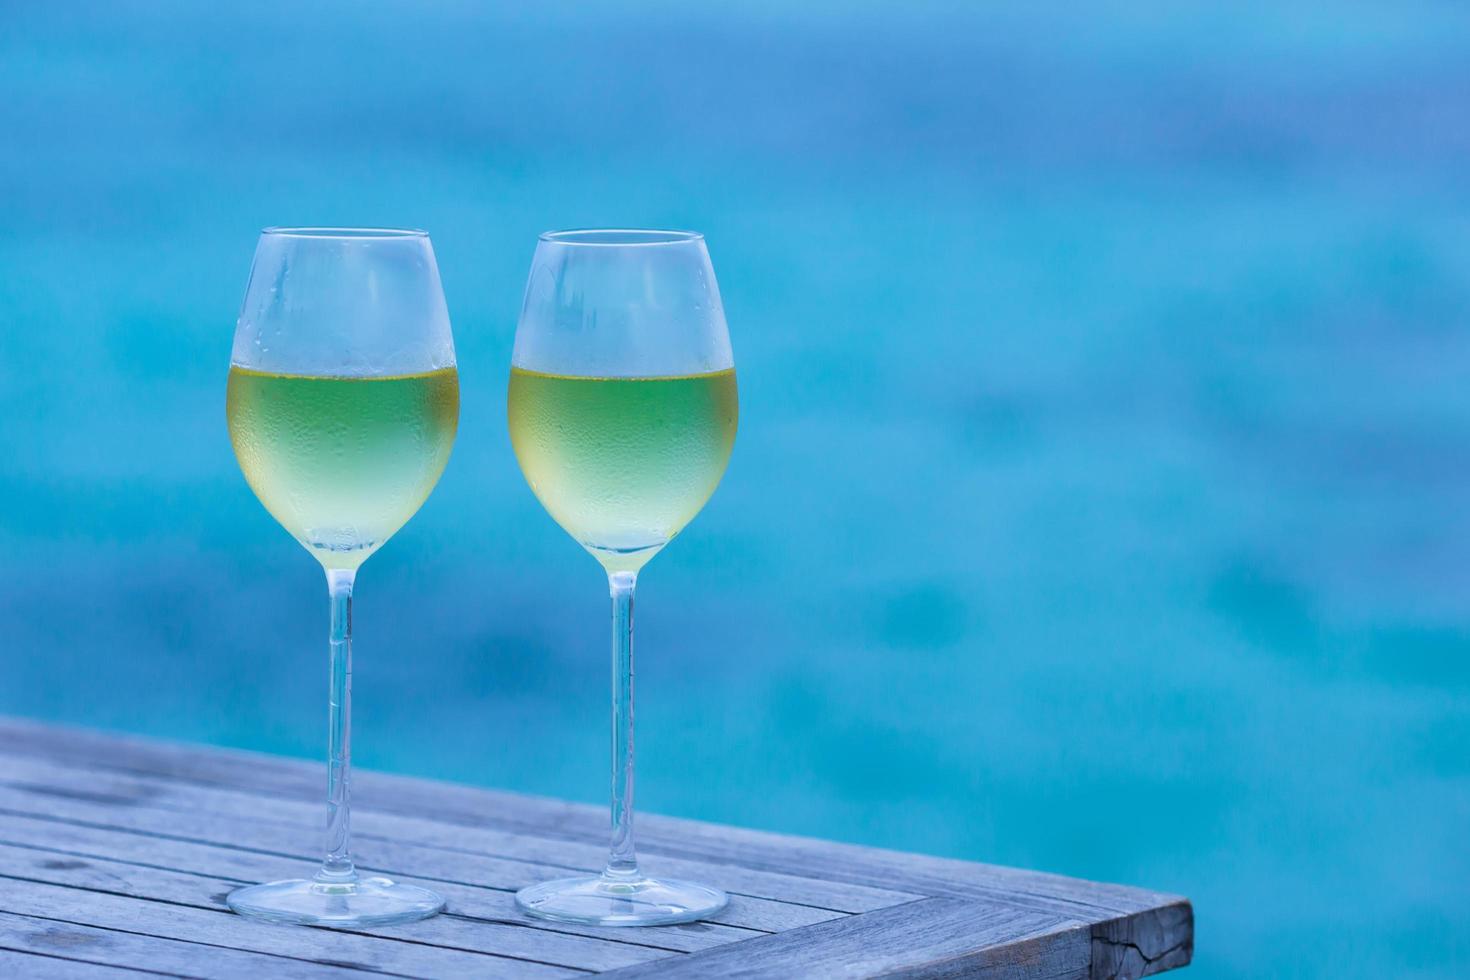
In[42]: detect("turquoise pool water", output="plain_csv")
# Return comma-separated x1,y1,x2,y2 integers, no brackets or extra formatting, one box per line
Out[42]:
2,3,1468,975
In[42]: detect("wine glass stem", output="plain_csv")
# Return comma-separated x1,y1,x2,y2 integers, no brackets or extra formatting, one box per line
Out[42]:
322,567,357,882
606,570,639,879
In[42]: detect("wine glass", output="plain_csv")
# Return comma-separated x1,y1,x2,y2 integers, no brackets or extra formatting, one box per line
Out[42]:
224,227,459,927
508,229,737,926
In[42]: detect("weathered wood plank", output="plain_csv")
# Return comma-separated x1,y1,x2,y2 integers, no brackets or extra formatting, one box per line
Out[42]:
0,753,902,921
1091,902,1193,979
611,823,1193,980
0,726,1193,977
0,944,178,979
0,909,374,978
0,877,577,978
0,719,1180,916
597,898,1090,979
637,820,1171,911
0,807,760,955
0,840,668,972
0,718,1194,979
0,769,849,936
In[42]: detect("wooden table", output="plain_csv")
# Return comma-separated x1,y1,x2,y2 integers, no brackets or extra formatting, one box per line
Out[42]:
0,718,1191,978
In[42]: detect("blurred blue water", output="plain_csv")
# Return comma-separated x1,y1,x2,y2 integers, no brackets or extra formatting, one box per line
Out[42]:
2,2,1469,975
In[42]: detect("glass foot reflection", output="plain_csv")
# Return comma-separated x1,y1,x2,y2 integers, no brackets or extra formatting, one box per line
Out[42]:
516,874,728,927
227,875,445,928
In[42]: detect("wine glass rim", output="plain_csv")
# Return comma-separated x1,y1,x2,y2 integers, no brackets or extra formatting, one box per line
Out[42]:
261,226,429,240
538,229,704,247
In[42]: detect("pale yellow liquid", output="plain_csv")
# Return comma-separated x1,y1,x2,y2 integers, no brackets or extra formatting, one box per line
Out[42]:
507,368,738,572
227,366,460,569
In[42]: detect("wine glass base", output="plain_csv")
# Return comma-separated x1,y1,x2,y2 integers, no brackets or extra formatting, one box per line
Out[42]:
516,874,728,926
227,876,445,928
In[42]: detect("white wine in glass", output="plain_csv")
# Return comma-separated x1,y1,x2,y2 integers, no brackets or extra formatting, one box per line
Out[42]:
507,367,737,573
224,227,458,928
228,367,460,567
510,229,737,927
